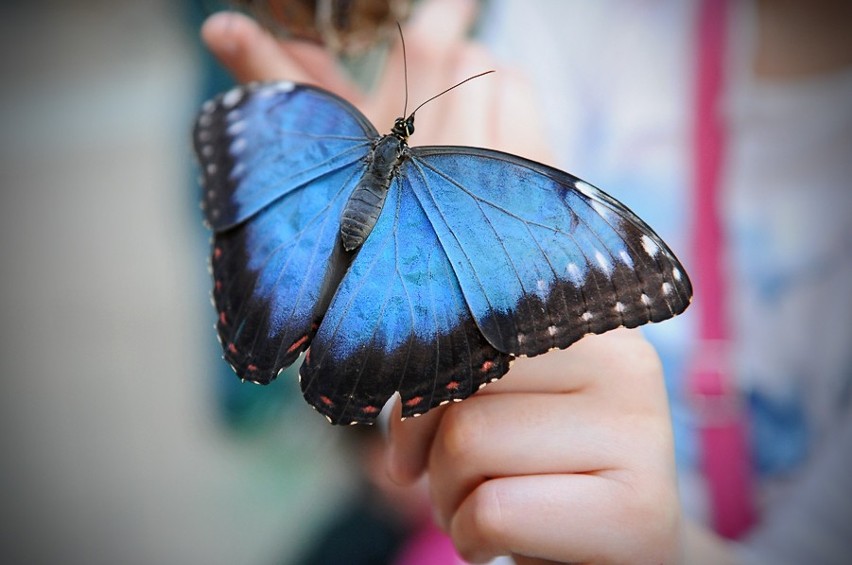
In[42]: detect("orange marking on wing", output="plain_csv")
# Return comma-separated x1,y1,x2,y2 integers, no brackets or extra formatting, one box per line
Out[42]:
480,360,495,372
287,334,309,353
319,395,334,407
404,396,424,408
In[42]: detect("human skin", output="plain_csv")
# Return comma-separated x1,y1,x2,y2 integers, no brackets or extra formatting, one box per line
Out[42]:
200,0,694,562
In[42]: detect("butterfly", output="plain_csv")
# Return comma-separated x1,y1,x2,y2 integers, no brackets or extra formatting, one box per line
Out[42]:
194,80,692,425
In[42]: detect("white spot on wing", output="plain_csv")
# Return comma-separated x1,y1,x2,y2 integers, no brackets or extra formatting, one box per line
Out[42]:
575,181,595,197
619,250,634,267
641,235,659,257
259,81,296,97
641,294,652,306
230,137,247,154
567,262,582,283
230,162,246,179
227,120,247,136
595,250,611,274
582,311,593,321
537,279,547,292
615,302,625,313
547,325,557,336
206,163,218,174
201,100,215,114
590,200,613,220
662,282,673,295
222,87,243,109
673,268,682,281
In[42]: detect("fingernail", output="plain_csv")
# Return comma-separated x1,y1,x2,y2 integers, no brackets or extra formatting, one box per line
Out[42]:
201,12,243,56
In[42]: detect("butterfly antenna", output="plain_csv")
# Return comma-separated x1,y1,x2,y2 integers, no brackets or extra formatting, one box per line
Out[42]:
409,70,496,118
398,22,410,118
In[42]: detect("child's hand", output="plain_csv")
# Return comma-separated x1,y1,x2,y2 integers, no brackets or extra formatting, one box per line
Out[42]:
386,330,681,564
200,0,549,159
201,2,682,561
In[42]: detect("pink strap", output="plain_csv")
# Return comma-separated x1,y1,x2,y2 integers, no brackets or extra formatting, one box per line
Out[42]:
393,519,462,565
690,0,756,539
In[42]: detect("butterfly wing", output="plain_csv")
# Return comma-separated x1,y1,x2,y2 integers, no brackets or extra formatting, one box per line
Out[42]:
299,178,512,425
194,82,377,230
194,82,377,384
405,146,692,356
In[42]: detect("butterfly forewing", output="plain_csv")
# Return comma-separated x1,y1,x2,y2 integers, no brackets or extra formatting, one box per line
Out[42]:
194,82,377,231
406,146,692,357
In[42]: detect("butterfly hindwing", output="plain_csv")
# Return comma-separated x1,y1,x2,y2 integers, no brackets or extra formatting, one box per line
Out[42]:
211,163,364,384
299,178,512,425
406,146,692,357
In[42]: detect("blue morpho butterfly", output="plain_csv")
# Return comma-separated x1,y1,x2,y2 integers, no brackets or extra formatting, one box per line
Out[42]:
194,72,692,425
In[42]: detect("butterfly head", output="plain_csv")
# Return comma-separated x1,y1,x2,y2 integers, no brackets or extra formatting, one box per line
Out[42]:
391,115,415,140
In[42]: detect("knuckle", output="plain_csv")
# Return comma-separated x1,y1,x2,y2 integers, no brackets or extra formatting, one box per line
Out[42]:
434,402,486,464
466,481,507,538
452,481,507,562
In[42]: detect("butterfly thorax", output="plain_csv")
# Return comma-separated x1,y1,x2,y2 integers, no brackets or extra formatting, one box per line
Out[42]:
339,132,409,252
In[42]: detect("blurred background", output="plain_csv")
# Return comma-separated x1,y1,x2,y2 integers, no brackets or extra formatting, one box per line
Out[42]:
0,1,357,563
2,0,850,564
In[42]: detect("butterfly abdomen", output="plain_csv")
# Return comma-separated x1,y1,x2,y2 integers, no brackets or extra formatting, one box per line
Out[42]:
340,134,406,252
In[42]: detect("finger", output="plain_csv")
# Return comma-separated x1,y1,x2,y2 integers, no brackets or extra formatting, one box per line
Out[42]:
427,386,673,529
201,12,313,83
371,0,478,125
274,41,364,100
491,68,553,162
405,0,478,54
449,474,680,564
385,330,659,486
416,43,498,148
385,400,445,484
483,329,660,396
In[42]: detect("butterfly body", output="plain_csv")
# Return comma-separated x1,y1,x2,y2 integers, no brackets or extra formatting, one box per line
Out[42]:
340,132,408,252
194,81,692,425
